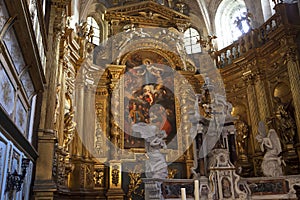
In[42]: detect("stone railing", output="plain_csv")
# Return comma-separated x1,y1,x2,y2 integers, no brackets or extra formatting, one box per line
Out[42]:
143,175,300,200
214,6,284,68
242,175,300,199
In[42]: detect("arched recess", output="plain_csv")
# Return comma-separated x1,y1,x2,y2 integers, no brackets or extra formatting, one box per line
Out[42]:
273,82,292,104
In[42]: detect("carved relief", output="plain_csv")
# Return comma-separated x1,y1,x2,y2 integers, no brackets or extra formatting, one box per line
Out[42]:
52,146,72,187
62,57,76,151
86,165,94,187
112,165,120,186
167,168,178,179
94,168,105,188
127,165,144,199
235,116,249,157
273,97,296,145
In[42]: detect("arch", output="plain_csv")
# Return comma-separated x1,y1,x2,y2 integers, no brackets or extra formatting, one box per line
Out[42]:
80,1,108,42
183,27,202,54
86,16,101,45
120,48,178,70
215,0,249,49
195,0,212,34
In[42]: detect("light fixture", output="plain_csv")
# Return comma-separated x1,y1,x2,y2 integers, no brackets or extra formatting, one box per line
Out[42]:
5,158,31,193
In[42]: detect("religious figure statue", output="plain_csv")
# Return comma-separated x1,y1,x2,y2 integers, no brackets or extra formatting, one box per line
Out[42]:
87,26,94,43
256,121,284,177
132,121,168,179
274,97,296,144
54,84,61,125
63,93,76,149
233,11,252,34
234,116,249,155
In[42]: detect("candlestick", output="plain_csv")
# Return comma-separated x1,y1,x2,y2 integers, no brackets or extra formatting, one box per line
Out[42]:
194,180,199,200
181,188,186,200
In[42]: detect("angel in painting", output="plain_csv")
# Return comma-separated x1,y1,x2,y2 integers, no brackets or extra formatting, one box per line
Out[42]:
256,121,285,177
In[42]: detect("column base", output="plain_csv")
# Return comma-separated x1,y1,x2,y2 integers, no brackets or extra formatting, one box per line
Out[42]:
106,188,125,200
33,180,57,200
283,144,299,175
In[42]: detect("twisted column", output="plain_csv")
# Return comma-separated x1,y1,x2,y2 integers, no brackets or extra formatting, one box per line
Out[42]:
285,48,300,148
254,71,271,124
243,73,260,152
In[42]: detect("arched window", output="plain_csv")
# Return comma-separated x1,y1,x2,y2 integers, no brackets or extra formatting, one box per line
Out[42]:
184,28,202,54
215,0,251,49
87,16,100,45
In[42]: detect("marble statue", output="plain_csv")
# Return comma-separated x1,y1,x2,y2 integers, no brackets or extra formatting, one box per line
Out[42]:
256,121,284,177
132,122,168,179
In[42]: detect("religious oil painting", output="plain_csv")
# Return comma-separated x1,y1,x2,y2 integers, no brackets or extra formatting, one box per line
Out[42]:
123,51,177,149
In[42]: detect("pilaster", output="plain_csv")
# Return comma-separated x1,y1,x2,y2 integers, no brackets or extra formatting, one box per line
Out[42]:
107,65,126,159
243,70,262,176
106,161,125,200
33,130,57,200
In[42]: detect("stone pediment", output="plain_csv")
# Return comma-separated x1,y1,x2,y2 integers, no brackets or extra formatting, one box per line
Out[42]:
105,1,190,28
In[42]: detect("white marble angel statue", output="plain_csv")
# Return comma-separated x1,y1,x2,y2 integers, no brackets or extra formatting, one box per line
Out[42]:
256,121,284,177
132,121,168,179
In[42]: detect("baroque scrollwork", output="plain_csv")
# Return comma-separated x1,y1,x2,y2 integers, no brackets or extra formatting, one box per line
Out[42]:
127,165,144,199
167,168,178,179
94,168,105,187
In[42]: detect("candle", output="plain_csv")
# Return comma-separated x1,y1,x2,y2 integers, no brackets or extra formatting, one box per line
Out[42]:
194,180,199,200
181,188,186,200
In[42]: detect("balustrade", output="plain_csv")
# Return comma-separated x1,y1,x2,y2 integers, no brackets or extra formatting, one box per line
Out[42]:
215,9,283,68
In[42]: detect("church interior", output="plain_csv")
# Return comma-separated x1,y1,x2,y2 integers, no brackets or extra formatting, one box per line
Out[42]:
0,0,300,199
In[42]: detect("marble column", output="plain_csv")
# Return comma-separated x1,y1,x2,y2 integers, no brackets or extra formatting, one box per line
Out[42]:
74,75,84,157
69,75,85,191
83,83,97,159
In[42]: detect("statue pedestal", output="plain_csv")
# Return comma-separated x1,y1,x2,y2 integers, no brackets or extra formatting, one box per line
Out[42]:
283,144,300,175
143,179,164,200
208,149,248,199
237,154,253,177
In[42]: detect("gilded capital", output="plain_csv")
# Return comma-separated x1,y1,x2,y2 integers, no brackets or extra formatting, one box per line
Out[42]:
242,71,255,85
285,47,298,63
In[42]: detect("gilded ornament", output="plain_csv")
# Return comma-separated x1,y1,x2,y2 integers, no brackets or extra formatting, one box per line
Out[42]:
112,165,120,186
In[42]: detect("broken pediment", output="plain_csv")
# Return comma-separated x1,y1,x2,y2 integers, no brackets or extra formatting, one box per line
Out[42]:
105,1,190,29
